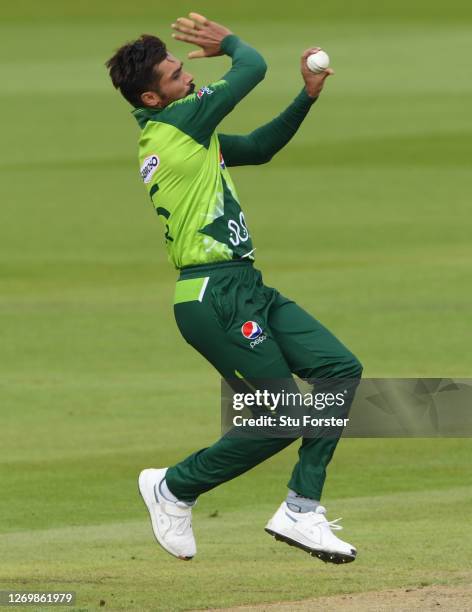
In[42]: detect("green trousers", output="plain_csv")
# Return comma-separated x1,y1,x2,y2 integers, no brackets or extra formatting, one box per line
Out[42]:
166,261,362,503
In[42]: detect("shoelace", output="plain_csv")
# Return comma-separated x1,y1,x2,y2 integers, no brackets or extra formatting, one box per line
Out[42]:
297,512,344,538
325,517,343,531
314,506,343,530
175,515,192,536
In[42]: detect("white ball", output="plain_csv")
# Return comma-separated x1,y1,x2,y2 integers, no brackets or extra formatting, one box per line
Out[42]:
306,50,330,74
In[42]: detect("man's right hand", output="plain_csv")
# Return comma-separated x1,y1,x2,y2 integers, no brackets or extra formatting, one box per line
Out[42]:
171,13,233,59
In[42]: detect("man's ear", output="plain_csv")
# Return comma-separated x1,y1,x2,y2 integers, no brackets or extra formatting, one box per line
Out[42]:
141,91,163,108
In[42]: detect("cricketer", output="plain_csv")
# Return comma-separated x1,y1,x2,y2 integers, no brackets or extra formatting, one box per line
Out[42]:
106,12,362,563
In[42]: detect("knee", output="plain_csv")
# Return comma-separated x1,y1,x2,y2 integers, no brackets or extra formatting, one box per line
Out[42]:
329,351,362,380
342,354,363,379
304,352,363,381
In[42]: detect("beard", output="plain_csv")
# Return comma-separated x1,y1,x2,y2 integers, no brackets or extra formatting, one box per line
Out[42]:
187,83,196,95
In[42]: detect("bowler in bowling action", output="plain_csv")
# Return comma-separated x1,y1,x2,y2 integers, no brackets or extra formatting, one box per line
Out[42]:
106,12,362,563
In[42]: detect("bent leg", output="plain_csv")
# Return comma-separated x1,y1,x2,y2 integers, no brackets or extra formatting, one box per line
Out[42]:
268,294,363,500
166,268,298,503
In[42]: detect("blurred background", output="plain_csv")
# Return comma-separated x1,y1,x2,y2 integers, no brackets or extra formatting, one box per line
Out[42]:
1,1,471,610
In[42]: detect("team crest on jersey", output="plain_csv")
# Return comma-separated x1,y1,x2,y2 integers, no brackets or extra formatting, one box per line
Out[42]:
197,86,214,99
219,148,226,170
140,154,160,184
241,321,262,340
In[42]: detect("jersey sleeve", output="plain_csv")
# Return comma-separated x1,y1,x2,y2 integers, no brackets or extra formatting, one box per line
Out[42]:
159,35,267,145
218,88,317,166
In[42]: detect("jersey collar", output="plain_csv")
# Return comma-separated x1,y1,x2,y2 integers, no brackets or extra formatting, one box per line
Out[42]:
132,106,162,129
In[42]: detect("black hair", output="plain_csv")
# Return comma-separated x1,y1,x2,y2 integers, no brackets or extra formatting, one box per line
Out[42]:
106,34,167,107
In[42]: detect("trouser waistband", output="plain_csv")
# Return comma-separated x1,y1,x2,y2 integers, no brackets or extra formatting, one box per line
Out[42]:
178,259,253,279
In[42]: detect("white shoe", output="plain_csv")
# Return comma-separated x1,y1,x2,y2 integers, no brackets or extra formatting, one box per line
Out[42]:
265,501,356,564
138,468,196,560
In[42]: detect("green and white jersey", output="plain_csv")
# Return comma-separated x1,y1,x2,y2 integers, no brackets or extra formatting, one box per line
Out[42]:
133,35,266,269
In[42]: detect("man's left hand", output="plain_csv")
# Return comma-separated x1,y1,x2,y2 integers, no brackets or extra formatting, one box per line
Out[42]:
301,48,334,99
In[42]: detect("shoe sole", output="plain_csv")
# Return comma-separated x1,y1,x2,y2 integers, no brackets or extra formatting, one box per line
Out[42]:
265,528,356,564
138,470,193,561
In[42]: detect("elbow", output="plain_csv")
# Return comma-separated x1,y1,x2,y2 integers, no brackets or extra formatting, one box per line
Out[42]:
255,56,268,81
246,49,267,82
255,145,273,165
232,44,267,83
257,150,273,164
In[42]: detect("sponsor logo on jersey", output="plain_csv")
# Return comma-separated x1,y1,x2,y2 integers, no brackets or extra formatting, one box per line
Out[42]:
241,321,262,340
219,148,226,170
140,154,160,184
197,86,214,99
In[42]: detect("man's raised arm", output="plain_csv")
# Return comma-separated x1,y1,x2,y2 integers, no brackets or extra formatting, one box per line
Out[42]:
218,47,333,166
169,13,266,140
218,35,267,103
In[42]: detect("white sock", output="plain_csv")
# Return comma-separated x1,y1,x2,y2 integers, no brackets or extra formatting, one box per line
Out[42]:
286,489,320,513
159,478,179,503
158,478,196,507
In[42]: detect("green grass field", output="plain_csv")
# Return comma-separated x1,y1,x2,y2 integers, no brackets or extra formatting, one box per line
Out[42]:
1,1,472,610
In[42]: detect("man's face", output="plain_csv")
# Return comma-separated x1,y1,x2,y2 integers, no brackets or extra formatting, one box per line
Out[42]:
141,53,195,108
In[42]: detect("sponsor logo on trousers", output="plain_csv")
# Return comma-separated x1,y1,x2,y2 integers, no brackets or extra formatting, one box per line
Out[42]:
250,334,267,349
241,320,262,339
